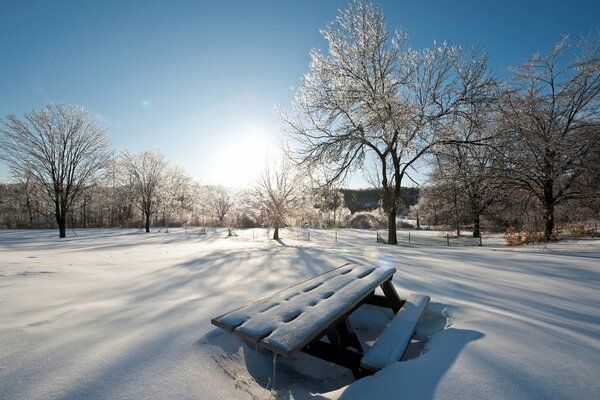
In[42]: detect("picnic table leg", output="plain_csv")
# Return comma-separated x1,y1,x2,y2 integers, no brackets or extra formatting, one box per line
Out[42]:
302,340,371,379
325,317,363,353
303,315,368,380
326,326,341,348
335,317,363,353
380,278,403,314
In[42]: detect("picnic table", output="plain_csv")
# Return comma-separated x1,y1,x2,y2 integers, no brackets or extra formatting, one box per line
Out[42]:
211,263,429,379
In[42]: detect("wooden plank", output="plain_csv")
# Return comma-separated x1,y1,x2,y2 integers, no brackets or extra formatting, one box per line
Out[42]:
360,294,430,372
381,278,403,314
363,292,389,308
335,316,363,353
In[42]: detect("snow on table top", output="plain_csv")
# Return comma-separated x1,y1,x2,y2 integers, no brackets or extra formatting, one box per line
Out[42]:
212,263,396,356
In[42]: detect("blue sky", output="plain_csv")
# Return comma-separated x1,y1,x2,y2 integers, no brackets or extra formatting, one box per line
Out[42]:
1,0,598,187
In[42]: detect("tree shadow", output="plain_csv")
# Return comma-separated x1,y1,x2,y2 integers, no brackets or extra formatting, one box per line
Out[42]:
201,302,465,400
328,328,485,400
198,328,354,400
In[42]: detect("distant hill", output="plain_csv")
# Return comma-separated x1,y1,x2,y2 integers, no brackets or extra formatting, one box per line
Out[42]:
340,187,419,215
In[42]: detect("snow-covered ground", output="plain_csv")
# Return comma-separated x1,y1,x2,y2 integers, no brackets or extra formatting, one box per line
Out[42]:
0,228,598,399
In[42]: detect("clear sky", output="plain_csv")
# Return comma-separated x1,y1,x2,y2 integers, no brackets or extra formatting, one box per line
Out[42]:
1,0,598,188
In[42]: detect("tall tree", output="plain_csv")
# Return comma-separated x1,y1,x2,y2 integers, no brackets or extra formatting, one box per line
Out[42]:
0,104,111,238
499,35,600,240
284,0,494,244
158,166,192,230
429,107,502,237
255,157,299,240
206,185,232,226
120,149,168,233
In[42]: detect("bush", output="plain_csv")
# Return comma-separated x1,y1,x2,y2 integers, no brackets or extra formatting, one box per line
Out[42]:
397,220,414,229
505,227,555,245
564,223,600,238
348,212,381,229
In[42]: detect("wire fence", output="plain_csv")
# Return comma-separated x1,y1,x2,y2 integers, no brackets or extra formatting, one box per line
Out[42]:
212,227,484,247
160,223,600,247
377,230,483,247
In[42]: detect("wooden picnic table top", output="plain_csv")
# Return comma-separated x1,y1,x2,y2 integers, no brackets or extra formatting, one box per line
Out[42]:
211,263,396,357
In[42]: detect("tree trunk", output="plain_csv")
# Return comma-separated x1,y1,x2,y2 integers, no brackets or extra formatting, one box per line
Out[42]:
145,212,151,233
473,213,480,238
58,220,66,238
387,208,397,245
82,201,87,228
454,189,460,236
543,204,555,241
382,165,398,245
26,195,34,226
273,226,279,240
57,213,66,238
543,180,556,241
55,200,67,238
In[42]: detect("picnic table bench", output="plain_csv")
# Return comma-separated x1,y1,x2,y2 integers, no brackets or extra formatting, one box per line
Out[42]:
211,263,429,379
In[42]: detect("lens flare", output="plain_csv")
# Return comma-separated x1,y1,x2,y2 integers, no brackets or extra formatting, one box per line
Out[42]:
362,246,380,262
142,100,152,110
376,254,395,270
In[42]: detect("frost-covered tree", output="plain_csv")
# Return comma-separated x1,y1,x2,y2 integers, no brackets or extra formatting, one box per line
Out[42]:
255,157,300,240
499,35,600,240
429,105,502,237
206,185,232,226
284,0,495,244
229,189,260,228
313,185,345,228
120,149,168,233
0,104,111,238
158,166,192,230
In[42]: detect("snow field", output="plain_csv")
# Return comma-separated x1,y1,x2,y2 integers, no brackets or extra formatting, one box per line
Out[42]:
0,228,598,399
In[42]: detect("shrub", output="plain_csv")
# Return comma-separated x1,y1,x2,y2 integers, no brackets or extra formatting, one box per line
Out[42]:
505,227,551,246
348,212,380,229
565,223,600,238
397,220,414,229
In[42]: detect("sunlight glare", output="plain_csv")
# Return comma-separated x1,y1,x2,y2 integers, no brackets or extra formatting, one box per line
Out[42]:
212,126,277,187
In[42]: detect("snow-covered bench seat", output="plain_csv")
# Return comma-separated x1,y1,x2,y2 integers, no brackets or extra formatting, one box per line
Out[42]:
211,263,396,357
360,293,430,372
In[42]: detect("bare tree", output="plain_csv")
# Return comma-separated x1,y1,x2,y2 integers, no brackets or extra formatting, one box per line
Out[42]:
158,166,192,230
206,185,232,227
428,103,502,237
255,157,299,240
0,104,111,238
230,188,260,228
313,185,345,228
284,0,494,244
120,149,168,233
499,35,600,240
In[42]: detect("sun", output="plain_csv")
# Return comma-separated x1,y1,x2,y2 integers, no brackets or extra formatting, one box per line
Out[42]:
212,128,277,187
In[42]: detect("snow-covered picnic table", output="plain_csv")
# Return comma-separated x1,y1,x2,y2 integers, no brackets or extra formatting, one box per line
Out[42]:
212,263,429,378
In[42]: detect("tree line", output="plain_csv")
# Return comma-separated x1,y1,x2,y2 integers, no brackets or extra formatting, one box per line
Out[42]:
0,154,418,235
